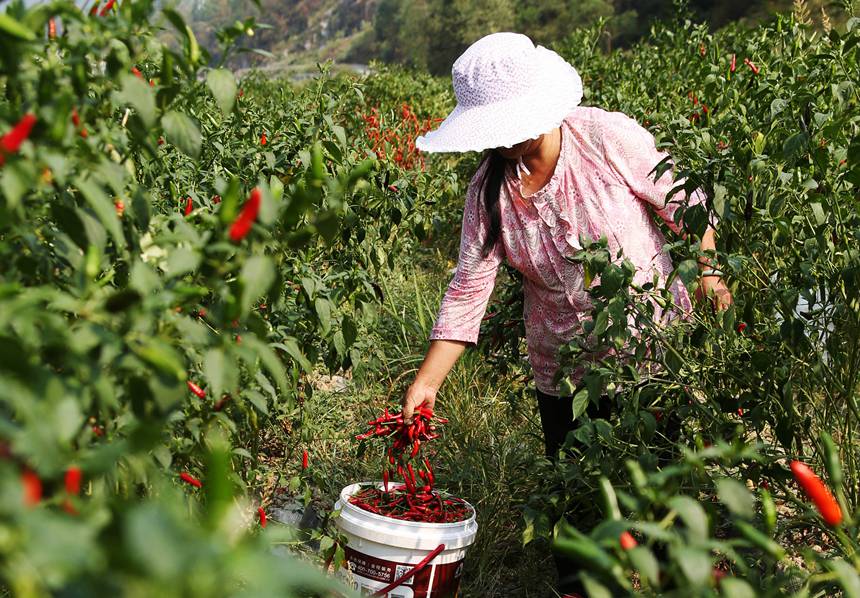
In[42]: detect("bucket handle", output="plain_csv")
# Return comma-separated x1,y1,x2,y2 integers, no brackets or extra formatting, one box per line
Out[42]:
371,543,446,597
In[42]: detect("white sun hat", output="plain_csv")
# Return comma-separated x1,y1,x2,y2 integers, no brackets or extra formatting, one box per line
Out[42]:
415,32,583,154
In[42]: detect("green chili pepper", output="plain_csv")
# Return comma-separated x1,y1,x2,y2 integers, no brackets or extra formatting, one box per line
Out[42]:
760,488,776,536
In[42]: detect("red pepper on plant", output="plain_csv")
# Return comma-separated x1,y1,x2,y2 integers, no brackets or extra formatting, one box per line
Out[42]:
228,188,261,242
730,54,736,73
790,460,842,526
620,531,637,550
99,0,116,16
258,507,267,527
180,472,202,488
302,450,309,470
21,470,42,506
48,18,56,39
743,58,760,75
131,66,143,79
1,113,37,156
183,196,193,216
187,381,206,398
65,467,82,495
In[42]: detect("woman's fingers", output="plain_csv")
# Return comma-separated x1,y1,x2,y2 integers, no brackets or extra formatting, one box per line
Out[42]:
402,384,436,425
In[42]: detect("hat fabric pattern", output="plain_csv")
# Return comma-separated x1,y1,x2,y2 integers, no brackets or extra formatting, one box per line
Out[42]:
415,32,583,153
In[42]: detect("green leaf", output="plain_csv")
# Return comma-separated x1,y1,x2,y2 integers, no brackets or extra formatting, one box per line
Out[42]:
206,69,237,116
810,202,826,226
241,335,288,396
673,546,711,586
315,297,332,335
0,13,35,40
273,338,312,373
163,8,201,65
342,316,358,348
572,387,589,421
716,478,755,519
829,559,860,598
204,349,227,400
782,131,809,160
719,578,757,598
161,111,202,159
115,74,157,128
668,496,708,543
164,247,200,278
75,176,127,251
628,546,659,587
0,161,32,209
240,257,275,317
676,259,699,286
131,339,186,381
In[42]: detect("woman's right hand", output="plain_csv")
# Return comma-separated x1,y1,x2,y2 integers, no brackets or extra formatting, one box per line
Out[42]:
402,381,437,425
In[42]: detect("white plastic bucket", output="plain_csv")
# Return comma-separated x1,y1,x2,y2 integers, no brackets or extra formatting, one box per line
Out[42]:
335,482,478,597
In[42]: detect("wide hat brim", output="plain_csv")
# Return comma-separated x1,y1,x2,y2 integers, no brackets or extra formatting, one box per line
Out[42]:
415,45,583,153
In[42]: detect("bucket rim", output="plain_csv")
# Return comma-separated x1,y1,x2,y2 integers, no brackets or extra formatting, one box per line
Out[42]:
337,481,477,529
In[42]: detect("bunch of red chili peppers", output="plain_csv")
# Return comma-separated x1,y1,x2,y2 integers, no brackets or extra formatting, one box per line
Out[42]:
359,104,442,171
351,406,472,523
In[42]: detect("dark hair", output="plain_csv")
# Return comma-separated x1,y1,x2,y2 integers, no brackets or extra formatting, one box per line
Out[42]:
477,150,510,258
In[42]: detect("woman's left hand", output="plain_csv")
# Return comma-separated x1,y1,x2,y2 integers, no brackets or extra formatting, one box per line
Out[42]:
698,276,733,311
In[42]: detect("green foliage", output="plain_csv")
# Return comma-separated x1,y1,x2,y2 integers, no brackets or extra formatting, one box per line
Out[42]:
477,8,860,595
0,0,459,594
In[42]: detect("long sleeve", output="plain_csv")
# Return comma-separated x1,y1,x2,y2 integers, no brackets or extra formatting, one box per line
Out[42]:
429,167,504,344
601,113,717,235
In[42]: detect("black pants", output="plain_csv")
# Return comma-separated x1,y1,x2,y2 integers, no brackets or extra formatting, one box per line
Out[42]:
536,388,614,460
536,387,615,595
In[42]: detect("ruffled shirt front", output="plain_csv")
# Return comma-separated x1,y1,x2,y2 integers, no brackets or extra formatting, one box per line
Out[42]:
429,106,715,395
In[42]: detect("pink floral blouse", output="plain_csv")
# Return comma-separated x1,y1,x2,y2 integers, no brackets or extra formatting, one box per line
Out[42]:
429,106,716,395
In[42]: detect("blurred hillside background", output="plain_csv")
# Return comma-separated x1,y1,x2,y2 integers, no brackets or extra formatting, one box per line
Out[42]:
173,0,850,76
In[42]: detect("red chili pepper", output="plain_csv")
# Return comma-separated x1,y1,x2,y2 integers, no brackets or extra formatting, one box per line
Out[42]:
183,196,193,216
80,127,88,139
1,113,37,156
71,108,81,128
131,66,143,79
114,199,125,217
21,470,42,506
730,54,736,73
743,58,760,75
258,507,267,527
228,188,261,242
48,18,57,39
65,467,82,495
99,0,115,16
89,2,100,16
618,531,639,550
737,322,747,333
212,194,221,204
260,132,267,146
186,381,206,399
791,461,842,526
180,472,202,488
699,43,706,57
302,450,309,470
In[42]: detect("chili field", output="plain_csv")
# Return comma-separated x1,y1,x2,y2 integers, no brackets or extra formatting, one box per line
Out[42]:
1,0,859,596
